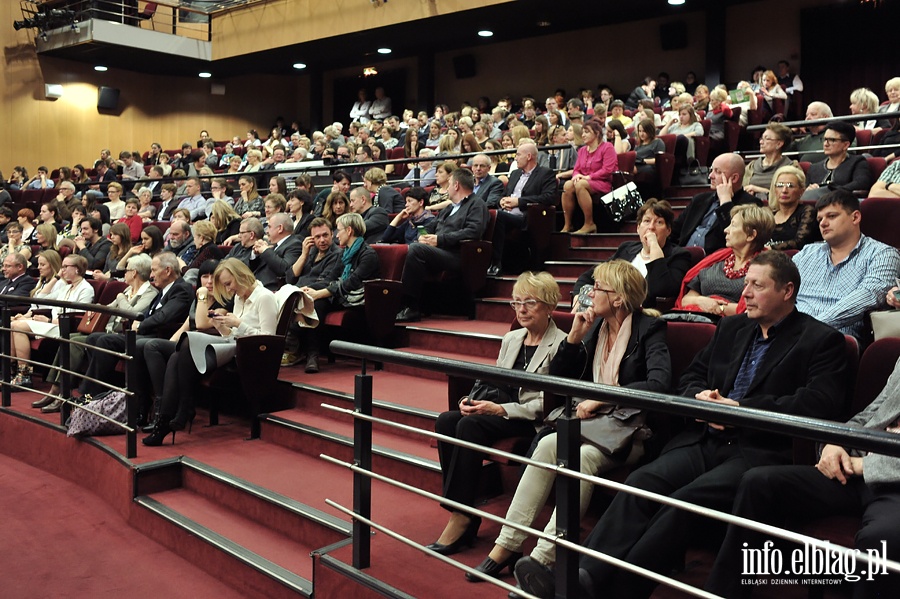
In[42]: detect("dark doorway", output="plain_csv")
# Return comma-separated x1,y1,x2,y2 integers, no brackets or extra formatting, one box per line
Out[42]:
332,68,407,126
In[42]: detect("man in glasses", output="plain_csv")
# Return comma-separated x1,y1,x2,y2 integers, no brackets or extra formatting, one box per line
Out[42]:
790,101,834,162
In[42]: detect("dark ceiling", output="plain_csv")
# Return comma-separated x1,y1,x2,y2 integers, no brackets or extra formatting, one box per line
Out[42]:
36,0,739,78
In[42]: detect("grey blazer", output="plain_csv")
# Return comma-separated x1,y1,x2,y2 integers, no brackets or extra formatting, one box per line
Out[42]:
843,358,900,485
494,319,568,422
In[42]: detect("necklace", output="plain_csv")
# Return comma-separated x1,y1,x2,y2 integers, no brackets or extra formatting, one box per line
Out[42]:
723,251,757,279
522,345,538,370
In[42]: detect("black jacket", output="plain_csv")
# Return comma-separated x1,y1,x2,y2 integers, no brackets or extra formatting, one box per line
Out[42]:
138,277,193,339
360,205,390,245
501,166,557,210
324,242,380,303
672,189,762,255
550,311,671,394
252,235,304,291
425,194,489,252
574,241,692,308
674,309,848,467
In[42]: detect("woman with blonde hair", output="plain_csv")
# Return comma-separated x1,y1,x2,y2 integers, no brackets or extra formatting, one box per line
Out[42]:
767,165,818,251
470,262,670,582
210,200,242,244
428,271,568,557
849,87,880,130
143,258,277,445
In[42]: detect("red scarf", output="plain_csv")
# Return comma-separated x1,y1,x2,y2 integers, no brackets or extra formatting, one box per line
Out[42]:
674,247,755,313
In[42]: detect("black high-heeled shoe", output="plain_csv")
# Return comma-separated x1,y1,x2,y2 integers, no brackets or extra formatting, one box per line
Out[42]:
169,411,195,433
465,551,523,582
426,515,481,556
142,420,175,446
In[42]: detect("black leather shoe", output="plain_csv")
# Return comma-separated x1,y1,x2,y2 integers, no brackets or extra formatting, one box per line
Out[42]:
425,516,481,556
514,556,555,599
32,395,56,409
487,264,501,276
395,307,422,323
466,551,522,582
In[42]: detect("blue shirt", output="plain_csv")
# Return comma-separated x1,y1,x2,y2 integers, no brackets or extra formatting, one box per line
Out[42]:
686,201,719,249
793,234,900,340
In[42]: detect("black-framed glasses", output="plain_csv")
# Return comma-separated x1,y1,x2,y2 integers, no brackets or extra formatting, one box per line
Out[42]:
822,137,847,144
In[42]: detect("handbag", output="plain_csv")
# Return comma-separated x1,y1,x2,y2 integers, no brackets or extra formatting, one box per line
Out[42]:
468,379,516,404
77,310,111,335
66,389,128,437
676,158,710,186
871,310,900,341
599,181,644,223
544,402,652,458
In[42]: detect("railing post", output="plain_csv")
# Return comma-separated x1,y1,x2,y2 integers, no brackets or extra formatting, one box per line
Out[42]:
353,359,373,569
1,305,10,407
555,395,581,599
58,312,74,426
124,327,137,459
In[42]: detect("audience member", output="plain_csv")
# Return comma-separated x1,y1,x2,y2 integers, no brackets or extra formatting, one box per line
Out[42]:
348,186,389,244
802,121,873,199
743,123,794,199
73,216,111,270
0,253,36,296
559,119,617,235
790,102,833,162
381,187,435,245
766,165,819,251
867,158,900,198
364,168,404,213
251,212,303,290
672,153,762,255
395,168,489,322
793,189,900,341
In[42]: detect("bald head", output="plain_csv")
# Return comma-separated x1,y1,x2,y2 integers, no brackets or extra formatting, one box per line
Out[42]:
711,153,746,192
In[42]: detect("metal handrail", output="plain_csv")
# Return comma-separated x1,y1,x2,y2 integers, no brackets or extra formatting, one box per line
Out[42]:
0,295,142,457
330,342,900,457
327,340,900,598
746,110,900,131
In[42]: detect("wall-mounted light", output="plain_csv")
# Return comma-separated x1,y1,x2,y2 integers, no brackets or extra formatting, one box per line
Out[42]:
364,67,378,76
668,0,685,5
377,47,391,55
293,62,307,70
478,30,493,37
199,72,212,78
44,83,63,99
94,65,108,72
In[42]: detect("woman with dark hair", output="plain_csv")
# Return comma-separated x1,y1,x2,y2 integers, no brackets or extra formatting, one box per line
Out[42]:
573,199,692,310
559,119,617,234
93,223,132,280
404,126,422,158
626,77,657,111
606,119,631,154
39,202,68,234
660,105,704,166
0,222,32,262
117,225,165,270
56,166,72,187
322,191,349,230
287,189,315,238
531,115,550,146
268,175,288,198
71,164,90,186
234,175,264,219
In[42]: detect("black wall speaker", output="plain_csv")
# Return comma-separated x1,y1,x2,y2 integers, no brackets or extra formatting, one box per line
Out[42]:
98,86,120,110
660,21,688,51
453,54,476,79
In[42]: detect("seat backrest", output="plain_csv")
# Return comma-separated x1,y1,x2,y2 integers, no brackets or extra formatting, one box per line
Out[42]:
683,246,705,267
275,290,301,336
853,338,900,419
658,134,676,155
371,244,407,280
483,209,497,240
665,321,717,384
96,280,128,305
616,151,636,174
865,156,887,182
86,278,106,301
859,197,900,247
854,129,873,148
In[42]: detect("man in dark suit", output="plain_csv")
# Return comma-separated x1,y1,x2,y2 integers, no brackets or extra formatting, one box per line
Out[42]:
349,187,389,244
515,251,849,599
471,153,504,208
487,141,557,275
79,252,193,414
0,253,36,296
396,168,489,322
671,153,762,255
251,212,303,291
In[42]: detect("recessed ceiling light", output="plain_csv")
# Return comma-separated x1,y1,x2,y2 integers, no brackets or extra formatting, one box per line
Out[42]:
377,47,391,54
293,62,307,70
536,20,551,27
668,0,685,5
199,72,212,78
94,65,108,72
478,30,494,37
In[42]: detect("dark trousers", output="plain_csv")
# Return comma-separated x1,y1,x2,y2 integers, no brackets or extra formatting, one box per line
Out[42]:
580,434,749,599
141,338,178,399
434,410,535,511
401,244,460,307
491,210,526,265
81,332,158,415
286,297,333,355
158,347,201,419
706,465,900,599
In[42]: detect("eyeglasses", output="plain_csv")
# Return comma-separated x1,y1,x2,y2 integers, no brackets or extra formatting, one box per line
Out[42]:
822,137,847,144
775,182,798,189
592,284,616,294
760,136,779,142
509,299,541,310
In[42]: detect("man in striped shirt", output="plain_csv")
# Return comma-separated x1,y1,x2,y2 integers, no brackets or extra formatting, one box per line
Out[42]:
793,189,900,342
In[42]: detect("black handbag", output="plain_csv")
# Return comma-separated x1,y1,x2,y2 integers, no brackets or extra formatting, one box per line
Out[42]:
468,379,516,404
545,402,652,457
676,158,710,186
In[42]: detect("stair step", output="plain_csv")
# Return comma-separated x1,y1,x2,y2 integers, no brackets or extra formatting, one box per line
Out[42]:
135,493,315,599
544,260,597,278
569,246,617,261
485,276,576,299
475,298,571,322
569,232,639,247
401,320,507,360
262,411,444,494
